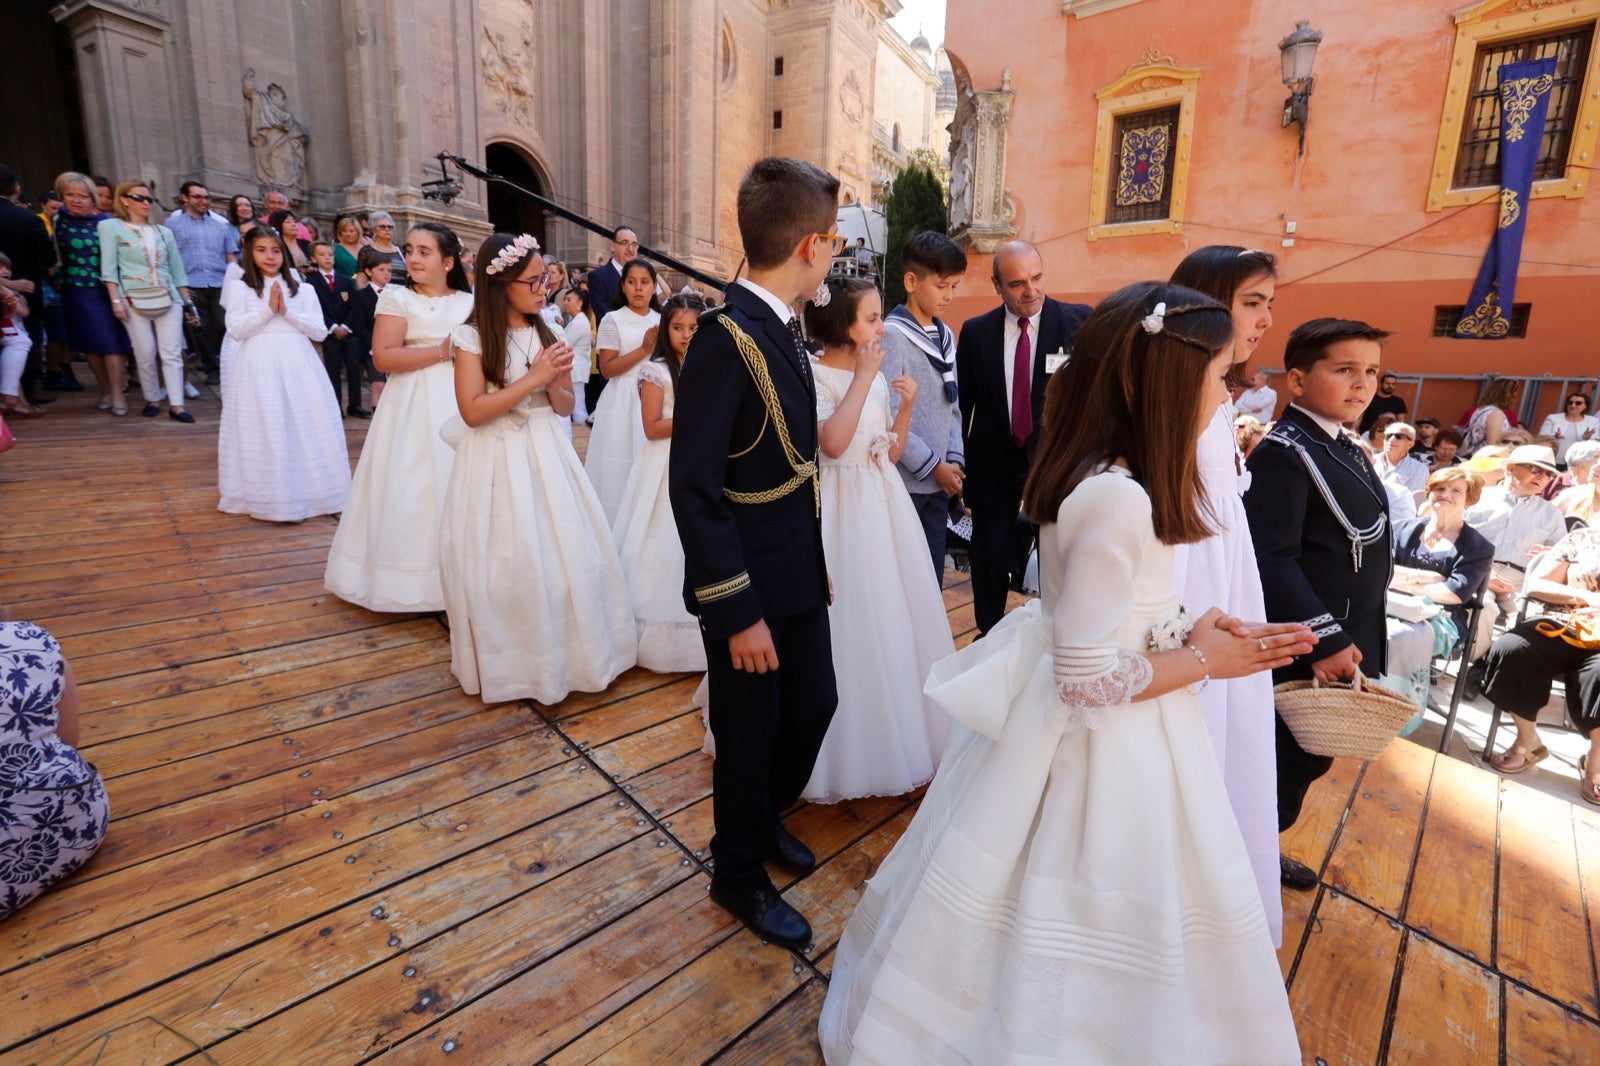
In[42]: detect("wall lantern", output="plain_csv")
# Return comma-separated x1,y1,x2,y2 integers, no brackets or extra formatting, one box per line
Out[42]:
1279,20,1323,155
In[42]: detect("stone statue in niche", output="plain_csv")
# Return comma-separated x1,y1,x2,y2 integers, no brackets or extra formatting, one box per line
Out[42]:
243,70,309,199
948,129,974,231
946,60,1017,253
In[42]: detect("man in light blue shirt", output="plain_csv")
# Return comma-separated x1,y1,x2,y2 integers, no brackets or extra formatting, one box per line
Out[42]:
165,181,238,386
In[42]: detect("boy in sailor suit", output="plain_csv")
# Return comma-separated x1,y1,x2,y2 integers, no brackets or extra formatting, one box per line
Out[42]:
1244,318,1393,888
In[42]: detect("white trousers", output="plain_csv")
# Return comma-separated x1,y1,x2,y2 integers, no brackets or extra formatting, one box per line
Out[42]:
0,326,30,395
126,305,187,407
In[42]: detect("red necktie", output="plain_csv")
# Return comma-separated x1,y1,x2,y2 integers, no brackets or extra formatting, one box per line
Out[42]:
1012,317,1033,447
324,273,334,288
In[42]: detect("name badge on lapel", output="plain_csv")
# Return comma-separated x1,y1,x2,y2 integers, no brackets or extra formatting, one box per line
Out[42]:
1044,349,1069,375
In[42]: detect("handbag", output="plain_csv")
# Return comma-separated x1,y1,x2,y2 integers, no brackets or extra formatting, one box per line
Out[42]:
123,285,173,317
1534,614,1600,650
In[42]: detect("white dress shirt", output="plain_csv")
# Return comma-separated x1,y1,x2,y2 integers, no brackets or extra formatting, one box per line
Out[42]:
1236,385,1278,422
1002,307,1042,435
1463,485,1569,566
736,277,795,323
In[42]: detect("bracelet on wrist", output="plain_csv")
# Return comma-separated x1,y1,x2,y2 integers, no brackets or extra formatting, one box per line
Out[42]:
1185,643,1210,695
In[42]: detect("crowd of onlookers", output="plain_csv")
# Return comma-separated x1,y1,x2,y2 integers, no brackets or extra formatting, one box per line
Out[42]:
1231,362,1600,803
0,161,643,438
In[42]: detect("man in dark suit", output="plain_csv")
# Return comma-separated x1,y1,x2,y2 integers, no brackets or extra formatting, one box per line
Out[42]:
0,164,56,405
669,158,840,950
582,225,639,414
955,240,1091,634
1244,318,1393,890
306,240,366,417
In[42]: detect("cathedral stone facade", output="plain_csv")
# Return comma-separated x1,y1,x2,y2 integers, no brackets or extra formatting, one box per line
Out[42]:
13,0,939,280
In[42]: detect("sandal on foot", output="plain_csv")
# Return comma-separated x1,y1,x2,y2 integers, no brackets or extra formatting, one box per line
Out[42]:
1579,756,1600,806
1491,744,1549,774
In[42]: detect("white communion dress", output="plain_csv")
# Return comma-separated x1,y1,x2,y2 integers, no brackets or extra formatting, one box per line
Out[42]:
438,324,637,704
323,286,473,612
818,466,1299,1066
1173,402,1283,945
803,362,954,802
583,306,660,525
217,275,351,522
611,360,706,673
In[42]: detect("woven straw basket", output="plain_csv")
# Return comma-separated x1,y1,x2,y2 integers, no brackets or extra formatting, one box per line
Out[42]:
1274,673,1418,760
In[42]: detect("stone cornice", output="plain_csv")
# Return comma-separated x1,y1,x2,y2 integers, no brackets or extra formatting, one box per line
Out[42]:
1061,0,1150,18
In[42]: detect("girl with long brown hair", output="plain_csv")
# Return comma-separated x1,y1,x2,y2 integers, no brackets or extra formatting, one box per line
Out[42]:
820,280,1314,1064
436,232,635,704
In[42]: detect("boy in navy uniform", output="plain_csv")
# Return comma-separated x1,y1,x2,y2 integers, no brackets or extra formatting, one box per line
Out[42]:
669,157,840,948
1244,318,1393,890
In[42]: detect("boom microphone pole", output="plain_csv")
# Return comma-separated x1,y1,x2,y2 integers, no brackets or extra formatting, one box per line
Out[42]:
438,152,728,293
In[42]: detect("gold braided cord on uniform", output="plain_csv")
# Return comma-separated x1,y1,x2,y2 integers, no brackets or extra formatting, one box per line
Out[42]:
716,315,819,511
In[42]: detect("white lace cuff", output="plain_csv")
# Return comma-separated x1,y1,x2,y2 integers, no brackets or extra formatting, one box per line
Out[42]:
1049,648,1153,732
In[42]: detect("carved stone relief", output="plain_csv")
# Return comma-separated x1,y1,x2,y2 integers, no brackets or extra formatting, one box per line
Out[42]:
948,65,1017,252
242,68,309,197
483,22,533,125
841,70,865,128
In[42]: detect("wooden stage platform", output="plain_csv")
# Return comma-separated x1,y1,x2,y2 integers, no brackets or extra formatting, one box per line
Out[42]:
3,389,1600,1064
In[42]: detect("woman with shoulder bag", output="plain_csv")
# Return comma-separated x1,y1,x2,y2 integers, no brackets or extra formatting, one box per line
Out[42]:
100,180,197,422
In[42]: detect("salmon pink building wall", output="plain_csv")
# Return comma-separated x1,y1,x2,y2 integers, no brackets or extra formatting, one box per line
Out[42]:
941,0,1600,427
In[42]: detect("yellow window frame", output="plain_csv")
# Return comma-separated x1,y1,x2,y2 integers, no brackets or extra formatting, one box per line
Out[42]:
1426,0,1600,211
1087,51,1201,241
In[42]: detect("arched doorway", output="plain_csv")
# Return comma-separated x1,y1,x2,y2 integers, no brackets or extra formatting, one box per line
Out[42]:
4,5,90,196
484,142,548,249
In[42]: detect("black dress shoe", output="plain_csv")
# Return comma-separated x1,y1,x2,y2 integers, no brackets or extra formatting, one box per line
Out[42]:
1462,660,1485,701
1280,855,1318,891
347,406,372,419
708,880,812,948
142,403,160,418
169,409,196,424
770,824,815,873
204,371,221,387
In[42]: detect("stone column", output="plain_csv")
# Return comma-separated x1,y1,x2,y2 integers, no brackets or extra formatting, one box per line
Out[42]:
52,0,182,194
650,0,722,276
949,69,1018,253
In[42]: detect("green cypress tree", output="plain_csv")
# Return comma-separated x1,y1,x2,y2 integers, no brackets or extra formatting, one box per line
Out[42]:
883,162,949,309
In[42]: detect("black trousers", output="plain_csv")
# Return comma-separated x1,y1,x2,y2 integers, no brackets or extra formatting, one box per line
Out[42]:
701,602,837,890
185,286,224,372
1483,618,1600,737
585,372,607,415
323,336,363,409
970,508,1036,634
1274,715,1332,832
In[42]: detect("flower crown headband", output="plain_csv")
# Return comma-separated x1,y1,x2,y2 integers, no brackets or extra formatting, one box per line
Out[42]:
485,233,540,277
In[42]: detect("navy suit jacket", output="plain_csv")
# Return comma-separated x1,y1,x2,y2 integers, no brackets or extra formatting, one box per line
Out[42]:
668,284,828,639
955,296,1091,514
1244,404,1394,679
306,270,355,329
587,260,623,322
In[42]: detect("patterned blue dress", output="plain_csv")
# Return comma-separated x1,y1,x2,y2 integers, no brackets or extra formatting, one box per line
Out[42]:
0,621,110,921
53,210,132,356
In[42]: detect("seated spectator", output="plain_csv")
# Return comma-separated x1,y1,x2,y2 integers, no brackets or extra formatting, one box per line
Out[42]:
1234,414,1265,457
0,621,110,921
1539,392,1598,466
1431,428,1463,471
1363,412,1398,455
1548,439,1600,501
1387,468,1494,705
1458,377,1520,456
1462,446,1511,490
1483,525,1600,801
1373,421,1429,499
1554,441,1600,524
1235,368,1277,422
1500,426,1536,448
1413,417,1440,464
1465,444,1567,618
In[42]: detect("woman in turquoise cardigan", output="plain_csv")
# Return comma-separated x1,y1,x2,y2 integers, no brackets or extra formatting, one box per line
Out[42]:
100,180,197,422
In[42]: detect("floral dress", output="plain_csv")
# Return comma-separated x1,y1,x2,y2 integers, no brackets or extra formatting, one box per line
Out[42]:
0,622,110,921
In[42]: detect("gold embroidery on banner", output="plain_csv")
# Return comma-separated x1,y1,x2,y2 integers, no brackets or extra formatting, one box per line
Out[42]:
1455,287,1513,338
716,315,820,512
1500,74,1556,144
1115,124,1170,207
1498,187,1522,229
695,572,751,605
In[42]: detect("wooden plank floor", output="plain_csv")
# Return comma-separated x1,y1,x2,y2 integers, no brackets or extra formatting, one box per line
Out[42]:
5,386,1600,1064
